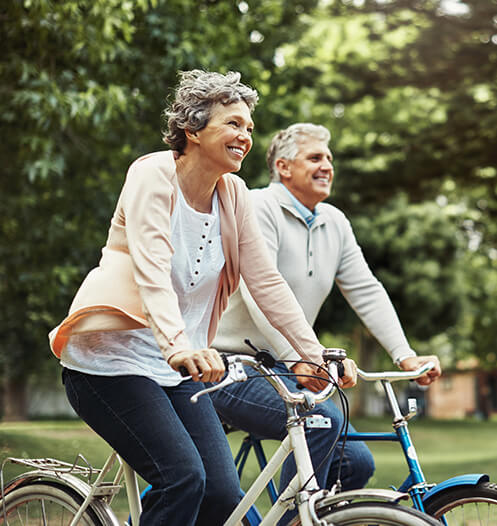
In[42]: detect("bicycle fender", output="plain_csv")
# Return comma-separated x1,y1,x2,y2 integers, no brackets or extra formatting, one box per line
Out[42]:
315,488,410,510
1,470,120,526
422,474,490,502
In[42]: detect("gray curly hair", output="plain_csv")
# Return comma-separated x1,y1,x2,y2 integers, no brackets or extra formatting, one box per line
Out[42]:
266,123,331,182
163,70,259,154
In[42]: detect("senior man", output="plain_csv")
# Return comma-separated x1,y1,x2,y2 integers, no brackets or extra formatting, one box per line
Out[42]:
210,123,441,505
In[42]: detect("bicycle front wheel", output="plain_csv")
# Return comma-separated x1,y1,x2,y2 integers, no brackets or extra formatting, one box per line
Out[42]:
423,482,497,525
0,481,105,525
288,501,440,526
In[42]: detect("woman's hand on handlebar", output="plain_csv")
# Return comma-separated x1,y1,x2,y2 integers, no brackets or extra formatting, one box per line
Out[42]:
169,348,226,383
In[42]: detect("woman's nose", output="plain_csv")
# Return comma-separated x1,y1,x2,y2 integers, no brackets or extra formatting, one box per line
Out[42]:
238,129,253,147
239,128,252,140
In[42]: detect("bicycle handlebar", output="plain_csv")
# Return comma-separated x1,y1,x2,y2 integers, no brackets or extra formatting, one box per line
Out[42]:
187,350,435,406
356,361,436,383
189,350,345,407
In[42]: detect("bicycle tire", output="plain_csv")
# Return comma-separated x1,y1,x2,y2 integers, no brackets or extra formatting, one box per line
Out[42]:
423,481,497,525
287,501,440,526
0,481,105,525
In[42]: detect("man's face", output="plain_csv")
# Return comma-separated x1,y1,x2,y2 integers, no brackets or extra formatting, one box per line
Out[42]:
278,137,333,210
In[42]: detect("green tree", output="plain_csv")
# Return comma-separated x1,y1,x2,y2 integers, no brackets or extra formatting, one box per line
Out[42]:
1,0,151,419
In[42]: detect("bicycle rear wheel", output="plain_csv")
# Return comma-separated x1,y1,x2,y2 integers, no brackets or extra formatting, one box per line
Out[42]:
0,481,105,525
288,501,440,526
423,482,497,525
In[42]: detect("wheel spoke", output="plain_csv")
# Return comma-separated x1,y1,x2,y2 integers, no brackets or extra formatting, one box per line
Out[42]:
41,498,48,525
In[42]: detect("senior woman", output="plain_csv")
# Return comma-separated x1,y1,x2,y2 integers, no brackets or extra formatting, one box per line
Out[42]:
49,70,356,526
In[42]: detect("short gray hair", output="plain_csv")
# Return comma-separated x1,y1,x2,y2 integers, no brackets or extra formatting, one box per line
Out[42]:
266,123,331,181
163,70,259,154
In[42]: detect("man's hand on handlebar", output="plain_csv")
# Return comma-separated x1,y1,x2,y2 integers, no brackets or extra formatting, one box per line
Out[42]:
291,358,357,393
399,355,441,386
169,348,225,383
290,362,327,392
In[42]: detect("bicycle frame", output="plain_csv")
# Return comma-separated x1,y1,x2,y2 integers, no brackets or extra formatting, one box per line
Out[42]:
194,352,411,526
62,451,143,526
233,434,278,505
0,451,148,526
227,405,410,526
237,371,490,518
228,421,319,526
350,375,488,513
345,378,430,511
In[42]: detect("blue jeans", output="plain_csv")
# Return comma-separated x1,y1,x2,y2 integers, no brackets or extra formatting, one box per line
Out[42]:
210,363,375,523
62,369,241,526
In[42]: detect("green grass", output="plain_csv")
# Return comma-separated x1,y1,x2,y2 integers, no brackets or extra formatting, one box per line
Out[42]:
1,417,497,520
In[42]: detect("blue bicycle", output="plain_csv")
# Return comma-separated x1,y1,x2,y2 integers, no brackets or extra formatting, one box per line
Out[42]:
233,362,497,525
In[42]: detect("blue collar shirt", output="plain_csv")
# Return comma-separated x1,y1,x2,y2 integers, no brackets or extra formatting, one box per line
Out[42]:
278,183,319,227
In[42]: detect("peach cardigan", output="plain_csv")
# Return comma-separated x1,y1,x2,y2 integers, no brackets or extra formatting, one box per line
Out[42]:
49,151,324,364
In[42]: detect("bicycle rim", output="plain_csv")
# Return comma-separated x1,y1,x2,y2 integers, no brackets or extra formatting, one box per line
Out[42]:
423,482,497,525
0,481,104,525
288,501,440,526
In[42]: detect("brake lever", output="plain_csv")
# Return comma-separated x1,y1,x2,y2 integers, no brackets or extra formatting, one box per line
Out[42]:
190,358,247,403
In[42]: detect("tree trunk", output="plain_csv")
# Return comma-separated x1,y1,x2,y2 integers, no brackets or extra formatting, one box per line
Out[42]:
2,372,28,421
350,326,380,417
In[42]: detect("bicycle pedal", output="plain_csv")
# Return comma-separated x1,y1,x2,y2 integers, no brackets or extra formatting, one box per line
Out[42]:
305,416,332,429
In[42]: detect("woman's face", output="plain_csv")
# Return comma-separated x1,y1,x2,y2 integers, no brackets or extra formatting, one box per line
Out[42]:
193,100,254,174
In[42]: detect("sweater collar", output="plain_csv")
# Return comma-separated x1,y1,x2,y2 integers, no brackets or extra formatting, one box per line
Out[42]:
269,182,323,228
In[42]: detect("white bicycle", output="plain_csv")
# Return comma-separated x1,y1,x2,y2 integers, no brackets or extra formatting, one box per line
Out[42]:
0,348,440,526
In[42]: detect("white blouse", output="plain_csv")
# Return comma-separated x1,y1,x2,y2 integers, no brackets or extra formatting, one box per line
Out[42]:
61,189,225,386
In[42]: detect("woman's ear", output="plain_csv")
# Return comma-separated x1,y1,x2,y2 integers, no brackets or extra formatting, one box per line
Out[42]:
275,158,291,181
185,129,200,144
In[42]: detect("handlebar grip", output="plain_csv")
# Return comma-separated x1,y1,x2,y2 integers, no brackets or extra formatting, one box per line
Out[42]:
179,353,230,378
